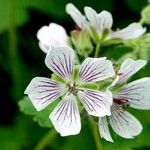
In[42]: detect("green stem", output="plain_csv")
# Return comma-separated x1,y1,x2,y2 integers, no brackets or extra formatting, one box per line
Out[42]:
94,43,101,58
8,0,22,98
89,117,103,150
139,18,145,25
34,129,57,150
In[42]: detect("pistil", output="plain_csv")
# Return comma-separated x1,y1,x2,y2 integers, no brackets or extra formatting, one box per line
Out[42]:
67,83,79,95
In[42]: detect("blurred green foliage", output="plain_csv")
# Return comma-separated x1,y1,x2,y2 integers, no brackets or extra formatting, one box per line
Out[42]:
0,0,150,150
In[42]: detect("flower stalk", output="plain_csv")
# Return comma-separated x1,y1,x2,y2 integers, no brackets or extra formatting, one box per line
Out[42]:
89,117,103,150
34,129,57,150
94,43,101,58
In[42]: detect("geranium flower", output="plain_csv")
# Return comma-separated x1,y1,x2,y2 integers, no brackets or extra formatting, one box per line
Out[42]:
99,58,150,142
25,46,115,136
66,3,146,40
37,23,68,53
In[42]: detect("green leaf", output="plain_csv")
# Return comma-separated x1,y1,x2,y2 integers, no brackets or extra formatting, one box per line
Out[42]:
0,114,49,150
33,106,55,128
19,96,59,128
51,74,66,83
18,96,37,115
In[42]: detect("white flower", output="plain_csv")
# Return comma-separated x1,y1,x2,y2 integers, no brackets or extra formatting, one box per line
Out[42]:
99,58,150,142
37,23,68,53
25,46,115,136
66,3,146,40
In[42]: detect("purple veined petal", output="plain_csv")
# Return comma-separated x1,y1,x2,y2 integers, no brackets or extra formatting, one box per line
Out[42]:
24,77,66,111
45,46,75,82
110,23,146,40
114,77,150,110
84,7,113,32
37,23,68,53
49,94,81,136
66,3,88,29
99,117,113,142
77,90,113,117
109,104,142,139
114,58,147,85
78,57,115,84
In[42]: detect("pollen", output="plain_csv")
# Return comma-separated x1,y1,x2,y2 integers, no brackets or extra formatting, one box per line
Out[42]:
67,83,79,95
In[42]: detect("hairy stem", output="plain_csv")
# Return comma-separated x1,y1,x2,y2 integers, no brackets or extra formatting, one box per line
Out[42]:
94,43,101,58
89,117,103,150
34,129,57,150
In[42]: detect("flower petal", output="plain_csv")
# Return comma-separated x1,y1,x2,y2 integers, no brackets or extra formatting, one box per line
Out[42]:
49,94,81,136
78,90,112,117
78,58,115,84
109,104,142,138
24,77,66,111
114,58,147,85
115,77,150,110
39,42,49,53
84,7,113,32
110,23,146,40
99,117,113,142
37,23,68,53
66,3,88,29
45,46,75,82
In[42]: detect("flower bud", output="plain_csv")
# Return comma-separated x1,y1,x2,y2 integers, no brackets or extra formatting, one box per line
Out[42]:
71,30,93,57
141,5,150,24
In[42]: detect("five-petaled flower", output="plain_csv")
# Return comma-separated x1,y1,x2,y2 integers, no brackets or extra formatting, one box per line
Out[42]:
66,3,146,40
99,58,150,142
24,46,115,136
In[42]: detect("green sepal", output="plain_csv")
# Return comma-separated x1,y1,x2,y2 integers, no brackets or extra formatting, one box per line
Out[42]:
71,30,93,57
87,26,101,43
141,4,150,25
138,33,150,59
97,78,114,91
124,34,150,60
101,28,110,41
110,82,126,96
51,73,65,83
18,96,59,128
73,65,80,82
102,38,123,46
80,83,98,90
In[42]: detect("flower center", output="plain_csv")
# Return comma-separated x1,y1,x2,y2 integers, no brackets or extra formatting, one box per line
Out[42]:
113,98,130,110
67,83,79,95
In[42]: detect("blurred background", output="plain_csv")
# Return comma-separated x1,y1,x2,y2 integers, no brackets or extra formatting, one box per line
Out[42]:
0,0,150,149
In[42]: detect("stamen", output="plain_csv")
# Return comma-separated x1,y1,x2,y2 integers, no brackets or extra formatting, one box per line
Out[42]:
117,72,123,76
113,98,130,111
67,83,79,95
75,24,81,32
